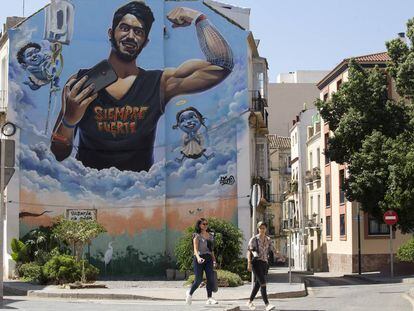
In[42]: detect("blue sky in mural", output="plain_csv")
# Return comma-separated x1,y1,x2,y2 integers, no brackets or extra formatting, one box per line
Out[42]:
2,0,414,81
8,0,247,207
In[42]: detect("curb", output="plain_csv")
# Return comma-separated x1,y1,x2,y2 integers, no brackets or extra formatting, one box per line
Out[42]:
4,285,28,296
26,287,307,301
342,274,382,284
343,274,414,284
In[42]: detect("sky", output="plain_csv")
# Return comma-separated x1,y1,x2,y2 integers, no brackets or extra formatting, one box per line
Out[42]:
2,0,414,82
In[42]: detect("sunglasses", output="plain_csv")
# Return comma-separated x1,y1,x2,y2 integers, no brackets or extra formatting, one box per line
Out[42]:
202,222,208,225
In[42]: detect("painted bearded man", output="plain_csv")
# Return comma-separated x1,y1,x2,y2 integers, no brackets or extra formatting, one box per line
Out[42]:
51,1,233,172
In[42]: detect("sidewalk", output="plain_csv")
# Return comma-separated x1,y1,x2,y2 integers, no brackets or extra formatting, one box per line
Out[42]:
3,267,306,302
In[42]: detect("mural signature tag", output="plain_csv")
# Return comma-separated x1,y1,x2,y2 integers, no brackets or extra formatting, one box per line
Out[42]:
219,175,235,186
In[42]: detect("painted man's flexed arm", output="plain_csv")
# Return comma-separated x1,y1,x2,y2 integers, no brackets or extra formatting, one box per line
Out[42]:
162,7,234,103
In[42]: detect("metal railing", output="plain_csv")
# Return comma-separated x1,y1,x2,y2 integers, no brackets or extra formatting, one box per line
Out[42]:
252,91,268,128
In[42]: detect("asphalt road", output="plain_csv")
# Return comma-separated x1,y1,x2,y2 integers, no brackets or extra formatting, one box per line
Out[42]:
0,277,413,311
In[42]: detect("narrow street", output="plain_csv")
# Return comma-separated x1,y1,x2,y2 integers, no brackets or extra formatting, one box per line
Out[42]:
240,277,414,311
1,276,413,311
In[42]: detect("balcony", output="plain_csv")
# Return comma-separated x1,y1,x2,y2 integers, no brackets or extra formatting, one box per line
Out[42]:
0,90,7,111
289,180,298,193
251,91,268,130
312,167,321,180
305,170,313,184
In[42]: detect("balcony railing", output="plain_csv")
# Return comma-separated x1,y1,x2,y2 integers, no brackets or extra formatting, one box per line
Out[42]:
305,170,313,183
289,180,298,193
252,91,268,128
312,167,321,180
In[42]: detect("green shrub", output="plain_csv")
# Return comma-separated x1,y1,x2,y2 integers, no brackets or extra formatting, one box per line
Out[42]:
397,238,414,262
11,238,29,264
230,257,250,281
186,269,243,287
175,217,244,274
22,226,68,265
43,254,100,284
19,262,45,284
43,254,81,284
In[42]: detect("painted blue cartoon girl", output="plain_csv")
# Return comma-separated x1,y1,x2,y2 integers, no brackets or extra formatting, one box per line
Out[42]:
173,107,215,163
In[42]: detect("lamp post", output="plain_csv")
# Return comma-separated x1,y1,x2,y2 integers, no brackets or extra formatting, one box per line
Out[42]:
250,183,261,288
0,121,16,305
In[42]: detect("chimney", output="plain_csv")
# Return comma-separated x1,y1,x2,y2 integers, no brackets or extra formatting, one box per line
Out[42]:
398,32,407,44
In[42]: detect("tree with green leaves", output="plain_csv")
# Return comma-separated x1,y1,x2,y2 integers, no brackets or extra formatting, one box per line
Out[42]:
52,217,106,261
316,17,414,232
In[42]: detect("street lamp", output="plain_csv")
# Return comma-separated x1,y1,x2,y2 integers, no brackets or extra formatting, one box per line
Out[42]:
0,121,16,305
1,122,16,137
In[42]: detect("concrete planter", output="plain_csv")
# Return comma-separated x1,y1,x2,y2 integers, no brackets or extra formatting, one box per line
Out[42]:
166,268,175,280
175,270,186,280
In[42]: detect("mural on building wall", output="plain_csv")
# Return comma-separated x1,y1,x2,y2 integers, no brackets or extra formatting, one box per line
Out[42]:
8,0,248,275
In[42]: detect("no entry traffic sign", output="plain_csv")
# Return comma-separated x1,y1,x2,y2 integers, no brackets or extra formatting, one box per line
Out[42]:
383,210,398,226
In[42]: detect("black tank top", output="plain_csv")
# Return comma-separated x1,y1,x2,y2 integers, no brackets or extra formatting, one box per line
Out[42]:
75,67,164,172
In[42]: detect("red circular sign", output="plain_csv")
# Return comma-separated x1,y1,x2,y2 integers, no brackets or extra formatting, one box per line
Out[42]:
383,210,398,226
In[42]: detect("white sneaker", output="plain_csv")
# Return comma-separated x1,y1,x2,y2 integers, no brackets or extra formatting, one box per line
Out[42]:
247,301,256,310
265,304,275,311
206,297,218,305
185,290,192,305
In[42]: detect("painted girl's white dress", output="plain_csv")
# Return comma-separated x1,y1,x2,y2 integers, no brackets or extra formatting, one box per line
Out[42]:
181,133,206,159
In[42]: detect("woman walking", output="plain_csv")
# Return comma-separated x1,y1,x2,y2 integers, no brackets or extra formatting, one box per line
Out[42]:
186,218,218,305
246,221,275,311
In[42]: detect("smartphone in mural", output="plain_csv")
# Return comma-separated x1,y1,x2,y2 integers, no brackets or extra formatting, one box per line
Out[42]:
75,60,118,94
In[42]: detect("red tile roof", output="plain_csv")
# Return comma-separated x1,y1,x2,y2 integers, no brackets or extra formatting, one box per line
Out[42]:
352,52,390,63
268,135,291,149
317,52,390,90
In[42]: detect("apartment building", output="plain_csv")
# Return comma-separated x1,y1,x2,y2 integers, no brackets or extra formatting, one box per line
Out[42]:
317,52,410,273
268,134,291,256
283,107,316,270
305,113,323,272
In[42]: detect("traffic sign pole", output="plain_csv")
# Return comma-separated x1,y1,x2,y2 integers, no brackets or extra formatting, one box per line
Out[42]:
0,138,5,305
383,210,398,278
250,183,261,289
389,226,393,278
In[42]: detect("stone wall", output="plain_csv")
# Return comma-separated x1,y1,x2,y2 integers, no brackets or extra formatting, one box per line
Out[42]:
325,253,391,273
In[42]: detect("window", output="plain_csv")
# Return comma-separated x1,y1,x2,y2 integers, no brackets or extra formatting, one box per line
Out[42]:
323,92,328,101
309,151,313,170
339,169,345,204
326,216,331,237
325,175,331,208
316,148,320,169
310,196,313,215
324,133,330,164
368,216,390,235
317,195,321,222
336,79,342,90
340,214,346,236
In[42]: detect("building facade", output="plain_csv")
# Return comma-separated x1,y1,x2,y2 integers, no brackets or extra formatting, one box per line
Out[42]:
317,52,410,273
304,112,323,272
0,0,269,277
283,107,316,270
267,70,328,136
268,134,290,256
